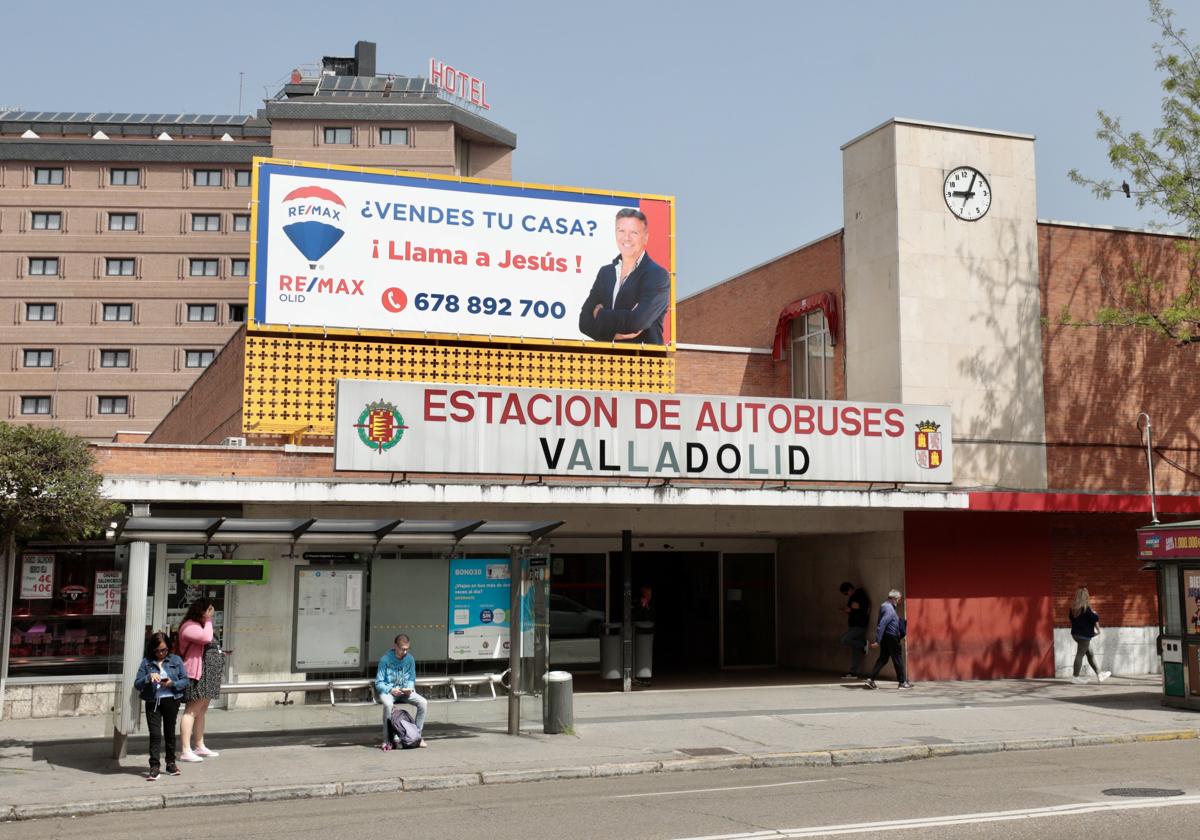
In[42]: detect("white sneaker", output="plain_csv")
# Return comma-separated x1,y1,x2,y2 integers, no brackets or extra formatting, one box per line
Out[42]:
1098,671,1111,682
178,751,203,762
1071,676,1088,685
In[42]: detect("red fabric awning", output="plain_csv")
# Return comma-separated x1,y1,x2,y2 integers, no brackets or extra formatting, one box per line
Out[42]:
772,292,839,361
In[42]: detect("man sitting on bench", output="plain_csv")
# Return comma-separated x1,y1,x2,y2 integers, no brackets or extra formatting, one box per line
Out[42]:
375,634,428,749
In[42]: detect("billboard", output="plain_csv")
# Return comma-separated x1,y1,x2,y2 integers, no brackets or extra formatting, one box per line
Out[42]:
334,380,954,484
250,158,676,348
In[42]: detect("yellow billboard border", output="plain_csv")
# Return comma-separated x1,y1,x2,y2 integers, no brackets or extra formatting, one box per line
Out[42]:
247,156,677,353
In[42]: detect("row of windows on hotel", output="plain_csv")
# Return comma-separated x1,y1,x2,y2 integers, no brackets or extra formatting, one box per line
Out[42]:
20,301,245,323
22,256,249,277
19,346,216,369
21,394,135,416
27,167,252,187
25,210,252,233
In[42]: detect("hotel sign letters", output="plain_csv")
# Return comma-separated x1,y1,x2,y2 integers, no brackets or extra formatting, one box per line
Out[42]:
335,381,954,484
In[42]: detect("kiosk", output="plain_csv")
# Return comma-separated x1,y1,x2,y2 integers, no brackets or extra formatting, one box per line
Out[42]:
1138,520,1200,710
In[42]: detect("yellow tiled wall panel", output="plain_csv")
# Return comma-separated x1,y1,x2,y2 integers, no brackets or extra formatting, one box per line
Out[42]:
243,335,675,434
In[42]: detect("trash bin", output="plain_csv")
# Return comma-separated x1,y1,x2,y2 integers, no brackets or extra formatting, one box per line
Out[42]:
543,670,573,734
599,622,622,679
634,621,654,679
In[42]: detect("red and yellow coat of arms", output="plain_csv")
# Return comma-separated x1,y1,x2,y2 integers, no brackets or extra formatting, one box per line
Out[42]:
914,420,943,469
353,400,408,453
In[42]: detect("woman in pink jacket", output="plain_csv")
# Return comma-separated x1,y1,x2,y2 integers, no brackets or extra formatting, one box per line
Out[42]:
177,598,223,762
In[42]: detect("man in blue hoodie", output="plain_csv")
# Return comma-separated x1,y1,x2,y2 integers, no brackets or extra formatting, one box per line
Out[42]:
865,589,913,690
375,634,428,748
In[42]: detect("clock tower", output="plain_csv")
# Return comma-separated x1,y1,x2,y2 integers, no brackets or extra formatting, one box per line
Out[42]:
841,119,1046,490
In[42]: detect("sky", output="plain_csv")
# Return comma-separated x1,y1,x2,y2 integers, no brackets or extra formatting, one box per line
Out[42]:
5,0,1197,298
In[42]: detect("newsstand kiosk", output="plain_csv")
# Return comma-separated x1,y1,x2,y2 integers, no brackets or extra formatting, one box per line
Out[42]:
1138,520,1200,710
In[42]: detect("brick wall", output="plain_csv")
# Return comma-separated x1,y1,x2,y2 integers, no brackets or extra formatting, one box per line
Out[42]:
677,232,844,402
1048,512,1158,628
1040,223,1200,494
677,232,843,349
146,326,245,444
675,349,787,397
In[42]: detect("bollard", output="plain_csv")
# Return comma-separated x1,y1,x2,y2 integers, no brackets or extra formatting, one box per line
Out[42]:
543,670,574,734
599,622,622,679
634,621,654,680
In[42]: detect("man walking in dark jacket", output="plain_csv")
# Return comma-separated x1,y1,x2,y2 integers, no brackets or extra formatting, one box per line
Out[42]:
865,589,912,690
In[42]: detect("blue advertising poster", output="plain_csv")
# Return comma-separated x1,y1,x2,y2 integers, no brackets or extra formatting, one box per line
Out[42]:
448,557,511,660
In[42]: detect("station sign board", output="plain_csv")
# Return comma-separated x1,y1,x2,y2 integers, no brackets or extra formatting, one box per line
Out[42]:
249,158,675,348
334,380,954,484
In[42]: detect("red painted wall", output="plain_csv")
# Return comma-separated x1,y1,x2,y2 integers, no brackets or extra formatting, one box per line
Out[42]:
904,511,1055,680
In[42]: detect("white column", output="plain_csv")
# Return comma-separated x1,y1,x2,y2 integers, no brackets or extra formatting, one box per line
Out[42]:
112,535,150,759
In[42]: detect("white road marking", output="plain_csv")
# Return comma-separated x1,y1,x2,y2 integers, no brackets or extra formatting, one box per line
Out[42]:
672,794,1200,838
612,779,840,799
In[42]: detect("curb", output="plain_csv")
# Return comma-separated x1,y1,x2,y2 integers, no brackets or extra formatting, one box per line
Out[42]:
4,728,1198,822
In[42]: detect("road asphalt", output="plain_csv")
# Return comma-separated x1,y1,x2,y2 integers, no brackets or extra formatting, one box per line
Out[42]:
0,674,1195,822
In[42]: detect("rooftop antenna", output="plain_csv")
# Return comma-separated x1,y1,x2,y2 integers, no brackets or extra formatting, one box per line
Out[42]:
238,71,245,114
1136,412,1160,525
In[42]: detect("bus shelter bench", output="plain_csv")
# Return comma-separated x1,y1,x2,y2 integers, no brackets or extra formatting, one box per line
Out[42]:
222,672,506,706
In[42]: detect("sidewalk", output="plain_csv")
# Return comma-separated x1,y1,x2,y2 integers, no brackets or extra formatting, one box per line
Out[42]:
1,675,1196,822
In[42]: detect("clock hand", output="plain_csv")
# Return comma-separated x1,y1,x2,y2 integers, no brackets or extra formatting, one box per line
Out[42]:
962,172,978,213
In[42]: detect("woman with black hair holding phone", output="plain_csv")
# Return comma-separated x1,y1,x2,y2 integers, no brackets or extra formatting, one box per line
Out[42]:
133,631,188,780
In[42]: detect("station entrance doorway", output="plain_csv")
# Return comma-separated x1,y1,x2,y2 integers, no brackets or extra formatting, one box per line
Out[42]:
545,549,777,677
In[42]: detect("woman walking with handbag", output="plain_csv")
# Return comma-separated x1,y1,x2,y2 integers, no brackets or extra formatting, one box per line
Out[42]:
1069,587,1111,685
177,598,224,762
133,632,188,780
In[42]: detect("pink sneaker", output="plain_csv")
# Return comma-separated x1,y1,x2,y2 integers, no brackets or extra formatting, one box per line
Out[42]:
178,751,203,763
194,746,219,758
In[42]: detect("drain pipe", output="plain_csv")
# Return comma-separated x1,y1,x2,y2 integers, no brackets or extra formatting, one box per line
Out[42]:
1137,412,1160,525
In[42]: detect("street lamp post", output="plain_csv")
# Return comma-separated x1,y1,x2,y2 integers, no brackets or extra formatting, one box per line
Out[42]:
52,360,73,416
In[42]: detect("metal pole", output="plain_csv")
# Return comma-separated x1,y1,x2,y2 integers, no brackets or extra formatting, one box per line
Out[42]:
621,530,632,693
113,504,151,760
1138,412,1160,525
507,547,521,736
0,533,16,720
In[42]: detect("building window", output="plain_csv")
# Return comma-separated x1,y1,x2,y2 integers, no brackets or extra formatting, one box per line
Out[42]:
228,303,246,322
189,258,219,277
26,302,56,321
790,310,832,400
105,258,135,276
21,396,51,415
191,214,220,232
29,257,59,276
193,169,222,187
100,349,131,368
379,127,409,146
233,214,250,232
34,168,64,185
234,169,251,187
23,349,54,368
323,127,352,145
108,213,138,231
97,395,129,415
230,258,248,277
185,349,215,368
110,168,140,186
32,212,62,230
187,303,217,322
456,137,471,177
102,303,133,322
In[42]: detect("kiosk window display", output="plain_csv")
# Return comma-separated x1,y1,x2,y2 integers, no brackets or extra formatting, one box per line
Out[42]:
8,545,131,677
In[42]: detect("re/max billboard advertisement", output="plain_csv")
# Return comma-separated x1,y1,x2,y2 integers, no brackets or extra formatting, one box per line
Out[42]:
249,158,676,348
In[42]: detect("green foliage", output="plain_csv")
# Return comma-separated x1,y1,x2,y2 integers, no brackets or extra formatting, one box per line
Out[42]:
1068,1,1200,343
0,421,122,544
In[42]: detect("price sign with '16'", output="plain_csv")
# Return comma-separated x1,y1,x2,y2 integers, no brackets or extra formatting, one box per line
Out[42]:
93,571,123,616
20,554,54,599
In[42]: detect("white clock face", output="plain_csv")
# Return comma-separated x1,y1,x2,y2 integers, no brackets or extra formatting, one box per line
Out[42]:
943,166,992,221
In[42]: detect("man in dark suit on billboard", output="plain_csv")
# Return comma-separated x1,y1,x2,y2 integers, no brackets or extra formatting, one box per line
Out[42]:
578,208,671,344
